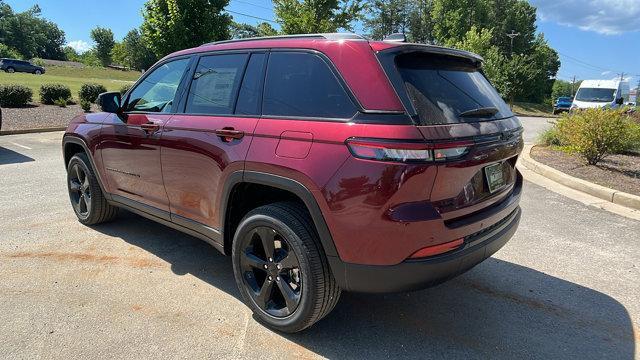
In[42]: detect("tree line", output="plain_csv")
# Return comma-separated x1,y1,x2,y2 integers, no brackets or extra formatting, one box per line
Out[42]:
0,0,561,103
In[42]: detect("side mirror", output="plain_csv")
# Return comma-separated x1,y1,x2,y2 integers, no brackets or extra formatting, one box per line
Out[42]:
97,92,122,113
615,97,624,105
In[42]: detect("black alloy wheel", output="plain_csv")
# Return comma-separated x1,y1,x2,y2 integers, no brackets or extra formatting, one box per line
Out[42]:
66,153,118,225
68,162,92,218
239,226,302,317
232,202,341,333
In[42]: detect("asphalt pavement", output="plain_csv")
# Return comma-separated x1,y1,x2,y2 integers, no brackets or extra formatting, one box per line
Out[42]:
0,118,637,359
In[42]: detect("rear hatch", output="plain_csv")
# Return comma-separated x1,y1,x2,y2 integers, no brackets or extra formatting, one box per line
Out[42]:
377,46,523,220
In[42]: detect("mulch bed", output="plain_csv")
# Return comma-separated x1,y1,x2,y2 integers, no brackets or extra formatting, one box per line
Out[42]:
0,104,98,132
531,146,640,195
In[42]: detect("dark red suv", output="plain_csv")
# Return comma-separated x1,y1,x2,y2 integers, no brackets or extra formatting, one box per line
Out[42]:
62,33,523,332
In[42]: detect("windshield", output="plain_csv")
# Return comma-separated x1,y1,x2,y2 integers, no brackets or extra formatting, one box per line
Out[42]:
395,52,513,125
575,88,616,103
558,97,572,102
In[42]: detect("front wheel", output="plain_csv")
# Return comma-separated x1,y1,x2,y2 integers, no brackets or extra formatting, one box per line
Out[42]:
232,202,341,333
67,153,118,225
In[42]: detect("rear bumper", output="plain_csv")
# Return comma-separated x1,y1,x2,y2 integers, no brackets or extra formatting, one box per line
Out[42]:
329,206,521,293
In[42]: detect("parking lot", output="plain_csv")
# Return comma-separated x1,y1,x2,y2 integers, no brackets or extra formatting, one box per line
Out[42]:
0,120,638,359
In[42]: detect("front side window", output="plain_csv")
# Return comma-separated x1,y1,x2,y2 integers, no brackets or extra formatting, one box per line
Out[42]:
126,58,190,113
185,54,248,115
263,52,357,119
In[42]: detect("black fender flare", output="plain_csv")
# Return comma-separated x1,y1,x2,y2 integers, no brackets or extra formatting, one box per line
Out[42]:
62,135,111,201
220,170,339,259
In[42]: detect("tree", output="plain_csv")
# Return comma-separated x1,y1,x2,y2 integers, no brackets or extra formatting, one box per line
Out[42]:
110,42,128,67
90,27,115,66
0,43,20,58
122,29,157,71
141,0,231,58
273,0,364,34
230,21,279,39
364,0,411,40
0,2,66,60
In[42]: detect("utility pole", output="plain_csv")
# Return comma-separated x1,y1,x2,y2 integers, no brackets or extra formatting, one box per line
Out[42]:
571,75,576,97
619,72,625,81
506,30,520,55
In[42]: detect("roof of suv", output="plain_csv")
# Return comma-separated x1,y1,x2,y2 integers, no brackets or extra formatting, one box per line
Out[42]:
165,33,483,113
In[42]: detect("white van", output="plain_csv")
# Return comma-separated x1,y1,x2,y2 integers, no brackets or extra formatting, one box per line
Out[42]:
572,79,630,110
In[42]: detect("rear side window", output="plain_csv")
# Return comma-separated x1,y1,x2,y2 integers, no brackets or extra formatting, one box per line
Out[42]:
395,52,513,125
185,54,248,115
235,53,266,116
263,52,357,119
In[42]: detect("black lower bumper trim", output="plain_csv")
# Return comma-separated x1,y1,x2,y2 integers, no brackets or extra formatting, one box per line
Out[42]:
328,207,521,293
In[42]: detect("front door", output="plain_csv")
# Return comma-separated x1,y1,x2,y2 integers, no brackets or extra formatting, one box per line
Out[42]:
98,57,191,214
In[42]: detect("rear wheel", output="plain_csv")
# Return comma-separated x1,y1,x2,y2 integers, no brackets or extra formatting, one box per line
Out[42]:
67,153,118,225
34,69,42,75
6,67,15,73
232,202,341,333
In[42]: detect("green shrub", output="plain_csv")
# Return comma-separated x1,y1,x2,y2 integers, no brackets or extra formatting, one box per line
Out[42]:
53,98,67,108
119,83,132,95
556,109,639,165
538,126,562,146
0,84,33,107
79,83,107,103
39,83,72,105
0,43,21,59
80,99,92,112
31,58,46,67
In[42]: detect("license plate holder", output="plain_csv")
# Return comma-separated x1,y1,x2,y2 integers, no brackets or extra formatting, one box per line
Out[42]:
484,162,506,194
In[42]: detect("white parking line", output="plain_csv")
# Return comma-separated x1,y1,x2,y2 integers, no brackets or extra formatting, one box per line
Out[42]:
9,142,32,150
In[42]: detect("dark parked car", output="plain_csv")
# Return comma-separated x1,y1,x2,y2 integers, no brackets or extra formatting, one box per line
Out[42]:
553,96,573,114
0,58,45,74
62,33,523,332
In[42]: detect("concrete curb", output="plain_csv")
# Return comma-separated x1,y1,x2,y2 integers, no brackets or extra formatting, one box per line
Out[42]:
0,127,65,136
520,144,640,211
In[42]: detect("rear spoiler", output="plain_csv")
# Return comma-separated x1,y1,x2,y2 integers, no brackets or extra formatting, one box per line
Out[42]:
374,43,484,67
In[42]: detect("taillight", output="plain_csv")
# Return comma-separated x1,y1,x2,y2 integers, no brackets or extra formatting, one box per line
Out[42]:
346,138,472,163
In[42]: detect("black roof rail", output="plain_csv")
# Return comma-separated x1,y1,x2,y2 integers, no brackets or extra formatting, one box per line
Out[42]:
200,32,367,47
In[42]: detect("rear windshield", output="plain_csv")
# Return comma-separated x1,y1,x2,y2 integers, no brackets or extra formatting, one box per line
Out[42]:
575,88,615,103
395,52,513,125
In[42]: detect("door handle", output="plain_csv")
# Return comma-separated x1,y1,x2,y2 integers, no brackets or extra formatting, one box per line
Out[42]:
215,127,244,142
140,122,160,134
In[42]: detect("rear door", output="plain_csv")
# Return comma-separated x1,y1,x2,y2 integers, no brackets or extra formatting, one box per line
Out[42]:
381,50,523,219
99,57,191,214
161,51,266,232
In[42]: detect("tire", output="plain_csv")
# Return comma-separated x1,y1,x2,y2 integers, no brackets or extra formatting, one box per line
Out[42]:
232,202,341,333
6,67,15,73
66,153,118,225
34,69,42,75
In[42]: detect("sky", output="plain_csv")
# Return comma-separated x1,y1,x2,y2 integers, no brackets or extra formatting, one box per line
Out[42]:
5,0,640,88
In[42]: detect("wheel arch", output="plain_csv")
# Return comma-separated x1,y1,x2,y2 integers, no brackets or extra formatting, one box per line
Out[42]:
221,171,338,259
62,135,111,200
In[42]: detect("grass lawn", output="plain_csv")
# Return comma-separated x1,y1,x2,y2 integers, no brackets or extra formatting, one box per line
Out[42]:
0,66,141,103
512,102,555,117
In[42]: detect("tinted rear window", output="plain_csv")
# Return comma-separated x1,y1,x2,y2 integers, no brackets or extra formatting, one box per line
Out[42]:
395,52,513,125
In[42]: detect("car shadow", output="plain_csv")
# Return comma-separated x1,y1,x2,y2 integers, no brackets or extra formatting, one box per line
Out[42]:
0,146,35,165
93,210,635,360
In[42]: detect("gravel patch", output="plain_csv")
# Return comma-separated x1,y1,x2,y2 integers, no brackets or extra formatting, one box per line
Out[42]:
531,146,640,195
0,104,97,132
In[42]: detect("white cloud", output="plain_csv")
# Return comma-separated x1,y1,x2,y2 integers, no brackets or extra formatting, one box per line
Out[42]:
601,71,612,76
65,40,91,54
531,0,640,35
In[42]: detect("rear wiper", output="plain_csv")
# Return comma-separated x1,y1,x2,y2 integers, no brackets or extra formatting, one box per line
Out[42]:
459,107,499,118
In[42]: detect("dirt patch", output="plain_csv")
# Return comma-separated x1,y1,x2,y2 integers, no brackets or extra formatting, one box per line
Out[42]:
0,104,97,132
531,146,640,195
6,251,164,269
